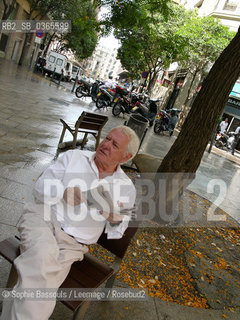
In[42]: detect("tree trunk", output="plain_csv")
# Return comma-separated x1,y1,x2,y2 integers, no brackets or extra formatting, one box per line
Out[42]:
42,33,56,57
18,33,33,66
161,67,180,110
18,11,32,66
1,0,16,20
177,71,203,129
147,72,158,95
151,28,240,225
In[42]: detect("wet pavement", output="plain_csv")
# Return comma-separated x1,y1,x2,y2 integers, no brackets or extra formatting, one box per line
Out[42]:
0,59,240,319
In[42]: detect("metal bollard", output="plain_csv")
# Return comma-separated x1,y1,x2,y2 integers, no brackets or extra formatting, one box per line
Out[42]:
51,67,56,82
58,70,63,85
72,69,80,93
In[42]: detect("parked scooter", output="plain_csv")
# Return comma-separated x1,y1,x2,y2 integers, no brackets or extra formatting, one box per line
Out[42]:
75,79,101,102
34,56,46,74
131,99,160,127
154,109,181,136
95,86,117,109
112,87,143,117
215,131,235,150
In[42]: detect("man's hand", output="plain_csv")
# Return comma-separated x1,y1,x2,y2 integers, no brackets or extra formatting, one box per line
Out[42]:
99,211,125,224
63,187,86,206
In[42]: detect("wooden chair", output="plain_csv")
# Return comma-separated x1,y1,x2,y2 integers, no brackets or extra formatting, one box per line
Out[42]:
58,112,108,150
0,221,138,320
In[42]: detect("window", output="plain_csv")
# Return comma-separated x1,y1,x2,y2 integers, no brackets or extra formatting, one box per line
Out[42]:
223,0,238,11
56,58,63,66
49,55,56,63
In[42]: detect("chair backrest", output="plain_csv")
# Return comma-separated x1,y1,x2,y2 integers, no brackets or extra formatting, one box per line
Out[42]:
75,112,108,131
97,221,139,259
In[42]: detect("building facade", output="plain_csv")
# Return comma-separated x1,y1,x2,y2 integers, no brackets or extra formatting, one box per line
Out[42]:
0,0,44,66
85,44,122,81
179,0,240,30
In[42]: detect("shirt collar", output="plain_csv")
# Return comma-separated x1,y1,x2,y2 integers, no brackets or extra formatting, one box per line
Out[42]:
86,152,122,179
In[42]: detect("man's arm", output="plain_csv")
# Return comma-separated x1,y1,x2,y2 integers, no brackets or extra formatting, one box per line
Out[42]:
33,150,73,204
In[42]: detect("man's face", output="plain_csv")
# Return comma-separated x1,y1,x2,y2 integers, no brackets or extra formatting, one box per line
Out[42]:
95,129,132,167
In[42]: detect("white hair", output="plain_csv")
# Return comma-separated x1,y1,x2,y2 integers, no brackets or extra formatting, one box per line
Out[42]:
110,126,140,160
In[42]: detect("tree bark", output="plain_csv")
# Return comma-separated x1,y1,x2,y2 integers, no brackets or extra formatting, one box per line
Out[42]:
1,0,16,20
147,71,158,95
18,11,32,66
161,67,180,110
43,32,56,57
177,71,203,129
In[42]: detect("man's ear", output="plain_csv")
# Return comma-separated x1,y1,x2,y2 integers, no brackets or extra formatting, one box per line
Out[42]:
121,153,132,164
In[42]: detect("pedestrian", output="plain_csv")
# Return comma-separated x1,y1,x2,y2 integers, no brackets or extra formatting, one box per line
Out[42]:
219,118,229,133
231,126,240,155
0,126,140,320
102,75,116,89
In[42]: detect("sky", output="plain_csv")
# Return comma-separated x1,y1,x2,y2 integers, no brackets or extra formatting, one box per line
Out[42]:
99,33,120,49
98,6,120,50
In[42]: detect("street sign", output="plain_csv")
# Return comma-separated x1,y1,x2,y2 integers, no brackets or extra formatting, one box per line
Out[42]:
34,36,42,44
36,29,44,38
141,71,148,79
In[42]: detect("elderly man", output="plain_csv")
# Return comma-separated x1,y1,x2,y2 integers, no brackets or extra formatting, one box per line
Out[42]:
1,126,139,320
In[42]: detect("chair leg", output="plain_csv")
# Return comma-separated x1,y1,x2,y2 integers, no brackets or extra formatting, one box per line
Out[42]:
81,133,88,149
105,274,117,289
6,265,18,288
58,127,66,148
72,131,78,149
72,300,91,320
95,134,101,150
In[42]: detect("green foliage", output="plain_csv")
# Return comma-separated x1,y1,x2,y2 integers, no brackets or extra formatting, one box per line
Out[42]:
176,15,236,73
107,1,187,85
31,0,99,60
61,0,99,59
104,0,235,93
28,0,68,18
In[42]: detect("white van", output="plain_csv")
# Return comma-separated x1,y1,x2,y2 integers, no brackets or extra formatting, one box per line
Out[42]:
44,51,70,80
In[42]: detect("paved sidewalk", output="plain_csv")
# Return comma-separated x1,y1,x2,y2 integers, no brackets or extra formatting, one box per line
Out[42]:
0,59,240,320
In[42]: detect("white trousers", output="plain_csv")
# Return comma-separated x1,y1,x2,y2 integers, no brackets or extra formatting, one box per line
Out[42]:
1,203,88,320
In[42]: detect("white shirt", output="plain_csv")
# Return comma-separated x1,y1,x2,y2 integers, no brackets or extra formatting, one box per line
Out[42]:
33,150,136,244
103,79,116,89
220,121,228,133
235,127,240,134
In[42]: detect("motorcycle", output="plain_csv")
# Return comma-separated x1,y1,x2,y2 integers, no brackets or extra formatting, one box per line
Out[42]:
215,131,235,150
75,79,101,102
112,87,143,117
131,99,160,127
95,86,117,109
34,56,46,74
154,109,181,136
